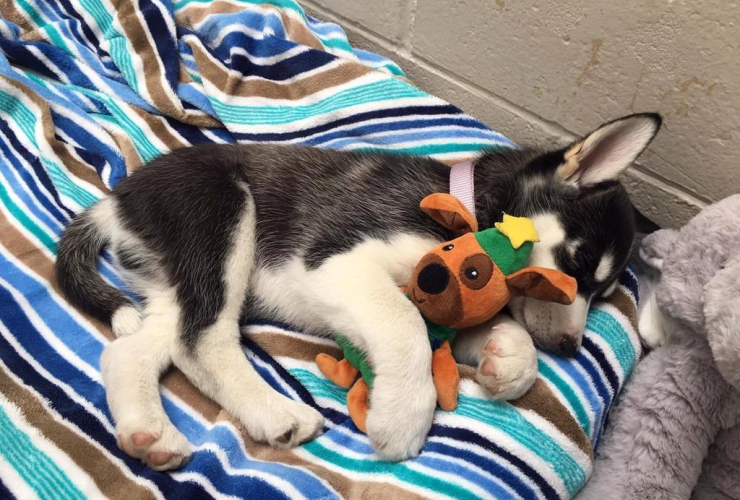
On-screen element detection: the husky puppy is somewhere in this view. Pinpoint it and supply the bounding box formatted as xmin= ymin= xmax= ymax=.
xmin=56 ymin=113 xmax=661 ymax=469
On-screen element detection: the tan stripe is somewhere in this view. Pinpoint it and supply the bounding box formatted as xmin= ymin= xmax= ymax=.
xmin=1 ymin=76 xmax=111 ymax=194
xmin=277 ymin=9 xmax=324 ymax=50
xmin=187 ymin=39 xmax=372 ymax=100
xmin=100 ymin=126 xmax=144 ymax=173
xmin=109 ymin=0 xmax=221 ymax=128
xmin=511 ymin=378 xmax=592 ymax=457
xmin=604 ymin=287 xmax=638 ymax=332
xmin=217 ymin=412 xmax=433 ymax=500
xmin=127 ymin=105 xmax=189 ymax=152
xmin=0 ymin=364 xmax=159 ymax=500
xmin=0 ymin=1 xmax=37 ymax=36
xmin=0 ymin=210 xmax=222 ymax=423
xmin=248 ymin=331 xmax=342 ymax=362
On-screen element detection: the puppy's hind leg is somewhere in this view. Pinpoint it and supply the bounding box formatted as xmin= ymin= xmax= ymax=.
xmin=171 ymin=199 xmax=324 ymax=448
xmin=101 ymin=290 xmax=191 ymax=471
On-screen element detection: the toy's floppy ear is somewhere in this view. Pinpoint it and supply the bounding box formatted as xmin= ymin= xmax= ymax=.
xmin=420 ymin=193 xmax=478 ymax=233
xmin=506 ymin=267 xmax=577 ymax=305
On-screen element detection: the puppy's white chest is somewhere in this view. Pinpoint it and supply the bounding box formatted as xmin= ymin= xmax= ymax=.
xmin=250 ymin=233 xmax=440 ymax=332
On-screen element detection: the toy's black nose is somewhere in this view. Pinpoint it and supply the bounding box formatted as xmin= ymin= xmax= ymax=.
xmin=417 ymin=263 xmax=449 ymax=295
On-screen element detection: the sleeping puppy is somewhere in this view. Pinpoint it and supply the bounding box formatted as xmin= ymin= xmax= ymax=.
xmin=55 ymin=113 xmax=660 ymax=470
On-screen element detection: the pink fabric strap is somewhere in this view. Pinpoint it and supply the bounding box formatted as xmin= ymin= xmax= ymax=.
xmin=449 ymin=160 xmax=476 ymax=215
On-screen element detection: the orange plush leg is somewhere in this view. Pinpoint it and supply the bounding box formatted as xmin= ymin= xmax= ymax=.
xmin=432 ymin=341 xmax=460 ymax=411
xmin=316 ymin=354 xmax=358 ymax=389
xmin=347 ymin=379 xmax=370 ymax=433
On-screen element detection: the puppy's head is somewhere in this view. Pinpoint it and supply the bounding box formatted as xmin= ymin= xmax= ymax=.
xmin=498 ymin=113 xmax=662 ymax=356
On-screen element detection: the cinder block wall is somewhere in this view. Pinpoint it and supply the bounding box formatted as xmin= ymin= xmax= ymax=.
xmin=303 ymin=0 xmax=740 ymax=228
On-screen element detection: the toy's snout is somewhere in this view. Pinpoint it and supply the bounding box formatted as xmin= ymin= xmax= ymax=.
xmin=416 ymin=262 xmax=450 ymax=296
xmin=408 ymin=235 xmax=507 ymax=329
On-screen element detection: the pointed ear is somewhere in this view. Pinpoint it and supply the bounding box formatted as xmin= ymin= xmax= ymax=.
xmin=557 ymin=113 xmax=662 ymax=187
xmin=506 ymin=267 xmax=577 ymax=305
xmin=420 ymin=193 xmax=478 ymax=233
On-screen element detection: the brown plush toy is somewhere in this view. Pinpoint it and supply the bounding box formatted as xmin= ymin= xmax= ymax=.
xmin=316 ymin=193 xmax=577 ymax=432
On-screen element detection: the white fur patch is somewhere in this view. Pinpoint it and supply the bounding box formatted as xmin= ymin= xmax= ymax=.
xmin=111 ymin=306 xmax=142 ymax=337
xmin=529 ymin=213 xmax=566 ymax=270
xmin=595 ymin=253 xmax=614 ymax=283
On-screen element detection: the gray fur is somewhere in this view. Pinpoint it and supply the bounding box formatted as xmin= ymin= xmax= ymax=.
xmin=578 ymin=194 xmax=740 ymax=500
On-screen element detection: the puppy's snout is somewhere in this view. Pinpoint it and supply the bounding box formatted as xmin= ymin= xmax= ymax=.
xmin=417 ymin=263 xmax=449 ymax=295
xmin=557 ymin=334 xmax=580 ymax=357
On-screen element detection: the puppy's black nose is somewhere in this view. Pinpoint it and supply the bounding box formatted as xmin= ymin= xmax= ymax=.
xmin=558 ymin=335 xmax=579 ymax=357
xmin=417 ymin=263 xmax=449 ymax=295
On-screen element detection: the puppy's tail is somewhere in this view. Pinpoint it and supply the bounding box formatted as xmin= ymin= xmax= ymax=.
xmin=56 ymin=198 xmax=139 ymax=335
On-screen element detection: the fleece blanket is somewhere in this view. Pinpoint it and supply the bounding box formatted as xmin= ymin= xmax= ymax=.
xmin=0 ymin=1 xmax=642 ymax=499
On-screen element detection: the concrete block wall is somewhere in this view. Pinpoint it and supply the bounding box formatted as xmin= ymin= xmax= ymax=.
xmin=302 ymin=0 xmax=740 ymax=228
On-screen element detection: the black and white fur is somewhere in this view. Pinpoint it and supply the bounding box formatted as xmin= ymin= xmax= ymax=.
xmin=56 ymin=113 xmax=661 ymax=469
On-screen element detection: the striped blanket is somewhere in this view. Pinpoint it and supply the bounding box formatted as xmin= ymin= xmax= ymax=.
xmin=0 ymin=0 xmax=642 ymax=499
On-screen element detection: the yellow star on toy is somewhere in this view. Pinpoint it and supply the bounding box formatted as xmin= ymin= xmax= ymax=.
xmin=494 ymin=214 xmax=540 ymax=249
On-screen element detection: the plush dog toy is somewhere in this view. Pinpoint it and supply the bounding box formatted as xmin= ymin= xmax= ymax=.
xmin=316 ymin=193 xmax=577 ymax=432
xmin=578 ymin=194 xmax=740 ymax=500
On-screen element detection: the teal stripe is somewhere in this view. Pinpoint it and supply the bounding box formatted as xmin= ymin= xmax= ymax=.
xmin=15 ymin=0 xmax=73 ymax=55
xmin=303 ymin=440 xmax=483 ymax=500
xmin=291 ymin=368 xmax=585 ymax=496
xmin=537 ymin=361 xmax=592 ymax=436
xmin=454 ymin=395 xmax=585 ymax=496
xmin=174 ymin=0 xmax=305 ymax=14
xmin=0 ymin=90 xmax=99 ymax=208
xmin=75 ymin=90 xmax=163 ymax=161
xmin=209 ymin=79 xmax=427 ymax=125
xmin=0 ymin=404 xmax=86 ymax=500
xmin=0 ymin=179 xmax=58 ymax=254
xmin=586 ymin=309 xmax=636 ymax=375
xmin=355 ymin=142 xmax=502 ymax=156
xmin=76 ymin=0 xmax=139 ymax=93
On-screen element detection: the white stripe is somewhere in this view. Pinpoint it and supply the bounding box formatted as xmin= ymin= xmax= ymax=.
xmin=538 ymin=354 xmax=597 ymax=429
xmin=220 ymin=97 xmax=447 ymax=134
xmin=427 ymin=435 xmax=548 ymax=500
xmin=0 ymin=193 xmax=56 ymax=261
xmin=405 ymin=456 xmax=501 ymax=500
xmin=245 ymin=324 xmax=338 ymax=347
xmin=0 ymin=275 xmax=102 ymax=384
xmin=435 ymin=411 xmax=569 ymax=500
xmin=221 ymin=45 xmax=311 ymax=66
xmin=186 ymin=443 xmax=317 ymax=500
xmin=225 ymin=50 xmax=347 ymax=84
xmin=0 ymin=149 xmax=66 ymax=236
xmin=0 ymin=394 xmax=109 ymax=499
xmin=0 ymin=361 xmax=166 ymax=499
xmin=0 ymin=453 xmax=42 ymax=500
xmin=204 ymin=69 xmax=389 ymax=107
xmin=0 ymin=320 xmax=116 ymax=435
xmin=294 ymin=446 xmax=455 ymax=500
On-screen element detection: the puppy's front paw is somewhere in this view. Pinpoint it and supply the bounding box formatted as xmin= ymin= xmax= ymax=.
xmin=366 ymin=373 xmax=436 ymax=461
xmin=477 ymin=324 xmax=538 ymax=401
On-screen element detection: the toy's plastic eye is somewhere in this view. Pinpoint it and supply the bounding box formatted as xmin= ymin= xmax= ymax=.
xmin=443 ymin=244 xmax=454 ymax=251
xmin=460 ymin=254 xmax=493 ymax=290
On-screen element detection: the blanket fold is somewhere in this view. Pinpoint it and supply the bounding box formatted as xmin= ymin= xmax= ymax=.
xmin=0 ymin=1 xmax=640 ymax=498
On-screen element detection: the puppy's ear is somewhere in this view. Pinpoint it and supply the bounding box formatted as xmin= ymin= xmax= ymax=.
xmin=505 ymin=267 xmax=577 ymax=305
xmin=420 ymin=193 xmax=478 ymax=233
xmin=557 ymin=113 xmax=662 ymax=187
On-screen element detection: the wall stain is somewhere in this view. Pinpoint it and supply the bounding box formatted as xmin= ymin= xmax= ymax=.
xmin=495 ymin=0 xmax=506 ymax=11
xmin=576 ymin=38 xmax=603 ymax=86
xmin=628 ymin=67 xmax=646 ymax=111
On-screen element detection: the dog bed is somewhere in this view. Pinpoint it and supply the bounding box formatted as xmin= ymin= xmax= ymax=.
xmin=0 ymin=1 xmax=641 ymax=499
